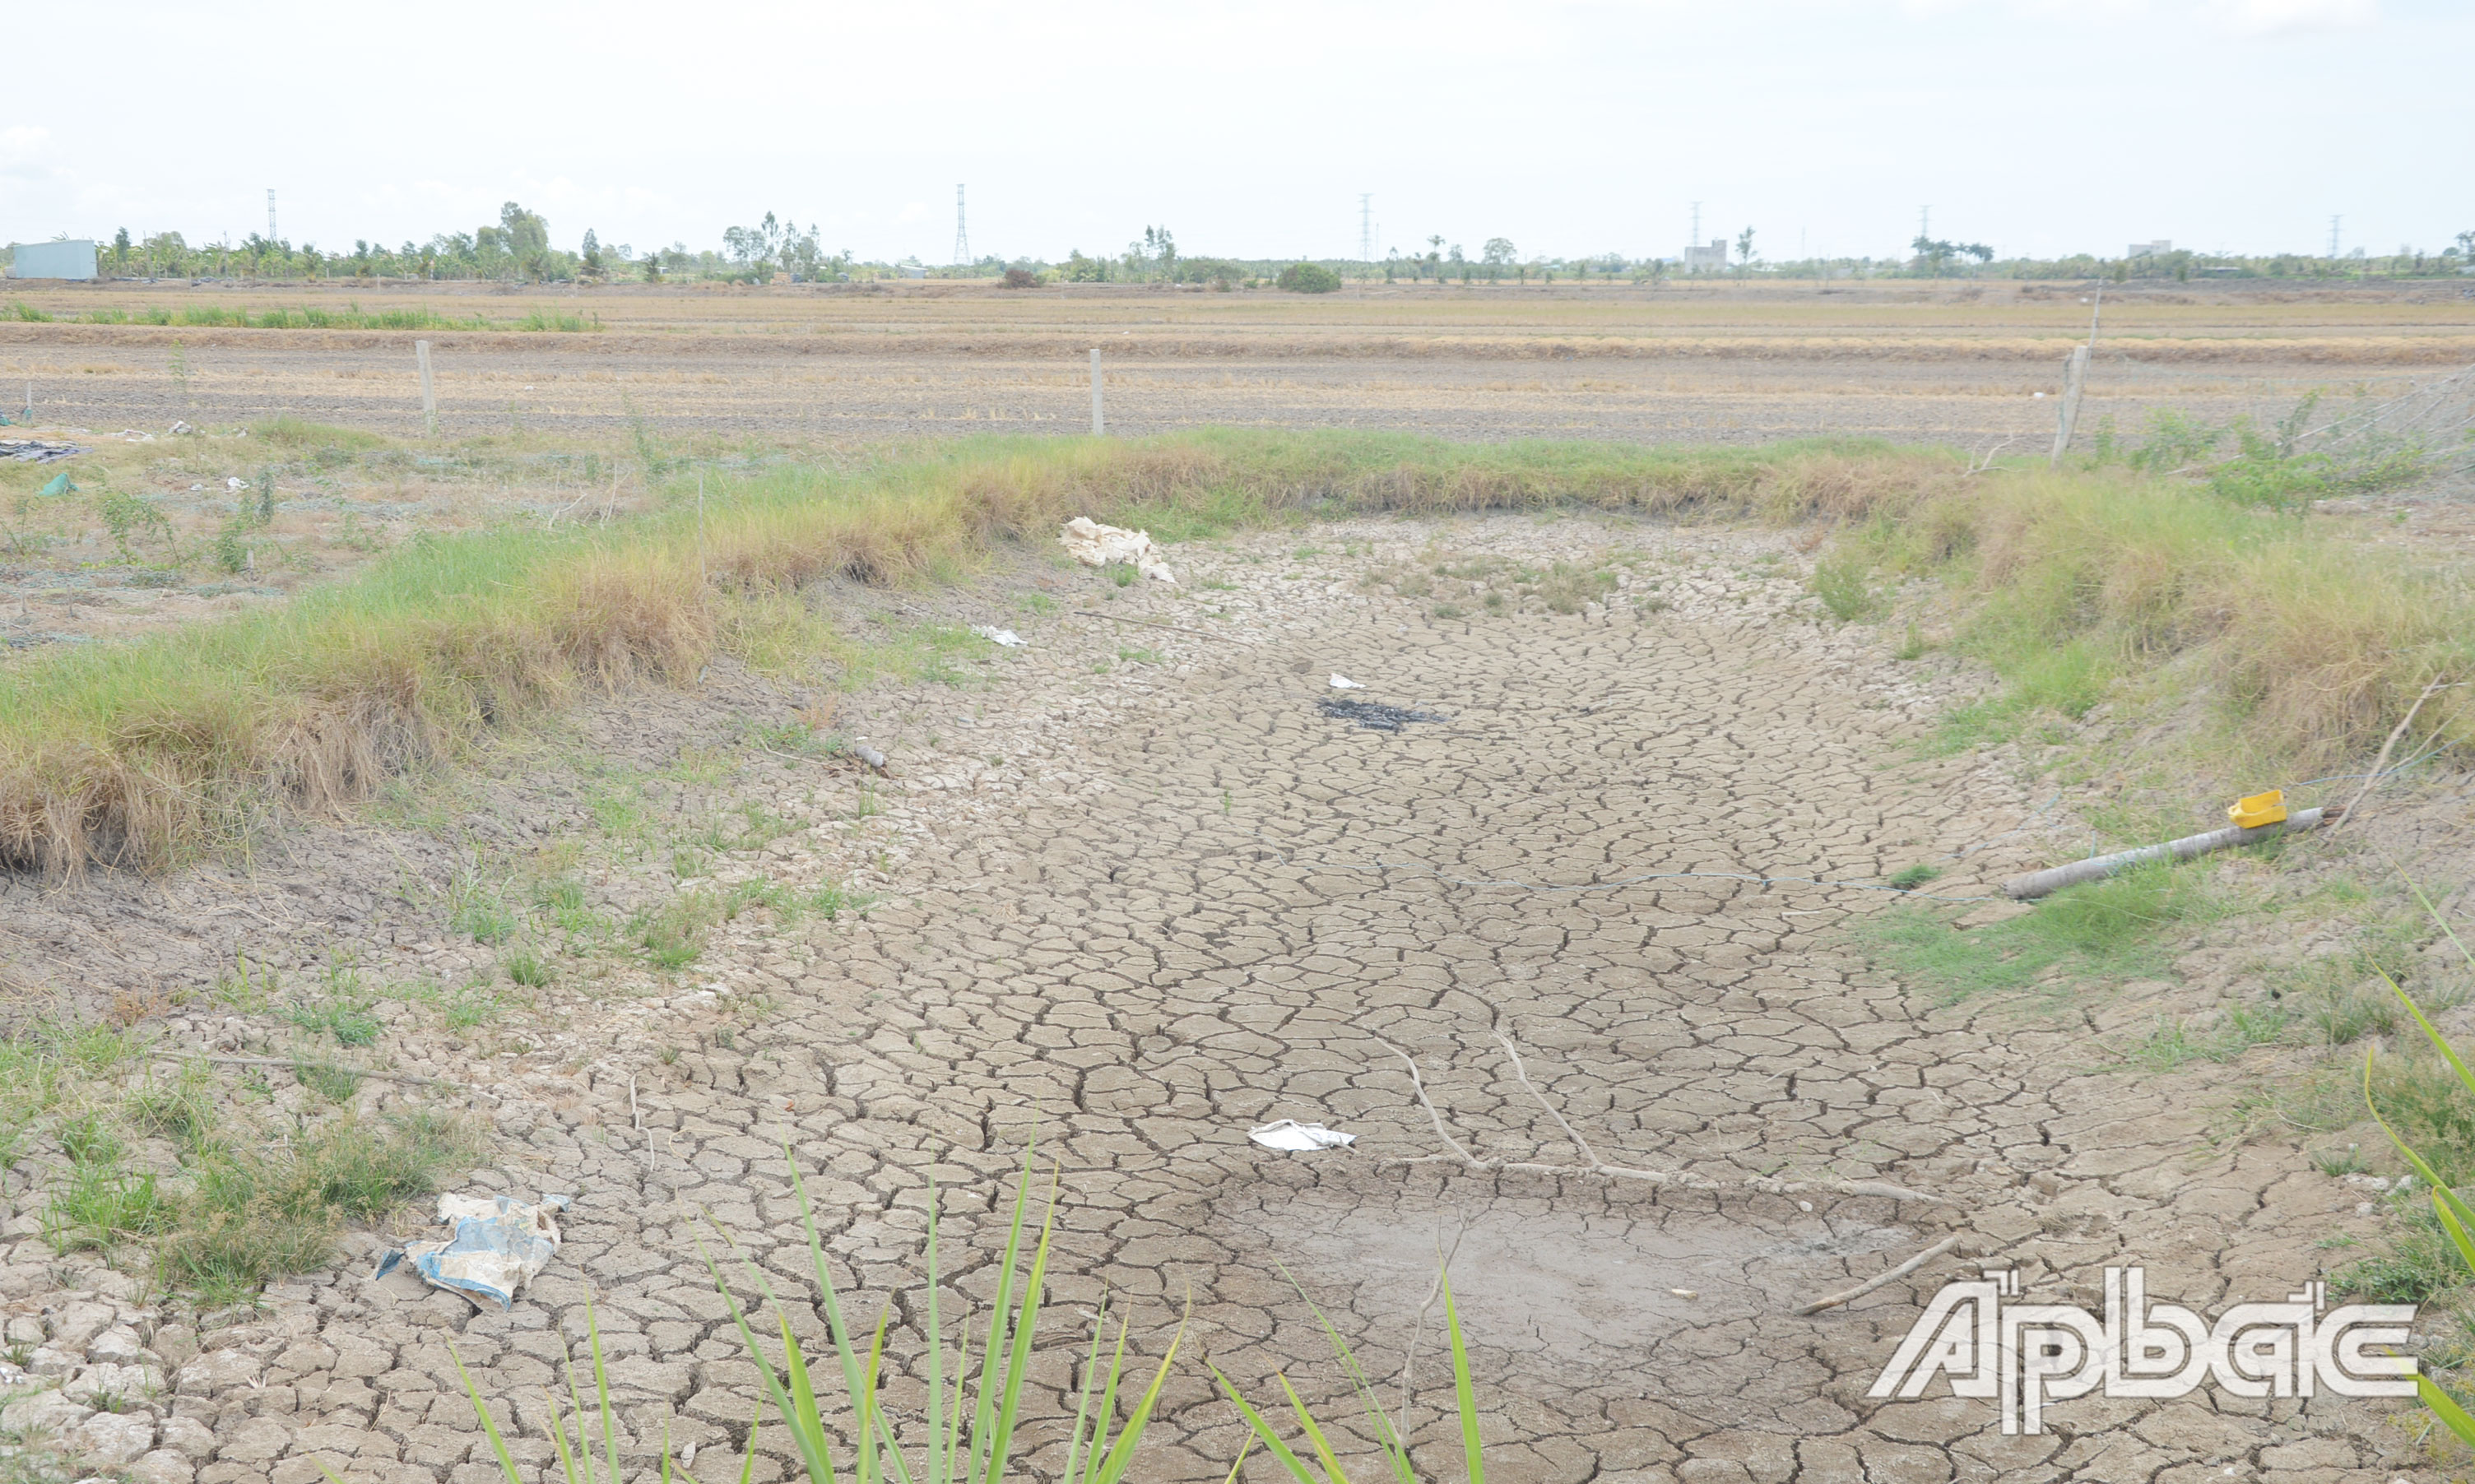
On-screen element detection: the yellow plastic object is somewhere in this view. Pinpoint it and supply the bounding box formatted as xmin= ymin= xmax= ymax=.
xmin=2227 ymin=789 xmax=2288 ymax=830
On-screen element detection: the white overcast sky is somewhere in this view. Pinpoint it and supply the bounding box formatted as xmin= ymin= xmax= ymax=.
xmin=2 ymin=0 xmax=2464 ymax=265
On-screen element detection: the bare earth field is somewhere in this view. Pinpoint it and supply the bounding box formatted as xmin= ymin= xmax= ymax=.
xmin=6 ymin=276 xmax=2473 ymax=447
xmin=2 ymin=519 xmax=2470 ymax=1483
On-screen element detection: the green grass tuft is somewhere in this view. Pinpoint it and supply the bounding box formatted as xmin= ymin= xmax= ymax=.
xmin=1860 ymin=861 xmax=2224 ymax=1002
xmin=156 ymin=1113 xmax=471 ymax=1304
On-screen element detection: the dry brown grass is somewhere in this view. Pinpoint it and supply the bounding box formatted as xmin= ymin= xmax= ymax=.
xmin=1865 ymin=467 xmax=2474 ymax=768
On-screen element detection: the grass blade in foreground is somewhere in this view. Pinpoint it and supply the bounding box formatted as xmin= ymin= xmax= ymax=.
xmin=384 ymin=1141 xmax=1448 ymax=1484
xmin=695 ymin=1144 xmax=1180 ymax=1484
xmin=1214 ymin=1261 xmax=1489 ymax=1484
xmin=2362 ymin=949 xmax=2475 ymax=1447
xmin=1442 ymin=1271 xmax=1484 ymax=1484
xmin=439 ymin=1319 xmax=680 ymax=1484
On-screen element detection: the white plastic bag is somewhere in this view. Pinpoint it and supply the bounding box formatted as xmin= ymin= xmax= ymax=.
xmin=1059 ymin=517 xmax=1176 ymax=584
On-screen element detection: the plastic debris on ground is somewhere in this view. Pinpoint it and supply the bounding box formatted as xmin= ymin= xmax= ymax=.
xmin=225 ymin=476 xmax=248 ymax=492
xmin=1 ymin=439 xmax=86 ymax=464
xmin=973 ymin=626 xmax=1027 ymax=647
xmin=373 ymin=1192 xmax=570 ymax=1308
xmin=1329 ymin=675 xmax=1364 ymax=689
xmin=1248 ymin=1119 xmax=1357 ymax=1152
xmin=37 ymin=472 xmax=78 ymax=497
xmin=1059 ymin=517 xmax=1177 ymax=584
xmin=1317 ymin=697 xmax=1447 ymax=732
xmin=169 ymin=420 xmax=196 ymax=435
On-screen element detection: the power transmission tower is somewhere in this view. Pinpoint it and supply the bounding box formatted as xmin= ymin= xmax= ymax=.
xmin=2329 ymin=214 xmax=2342 ymax=258
xmin=953 ymin=185 xmax=969 ymax=266
xmin=1359 ymin=194 xmax=1372 ymax=262
xmin=267 ymin=189 xmax=278 ymax=242
xmin=1919 ymin=205 xmax=1929 ymax=243
xmin=1690 ymin=201 xmax=1701 ymax=248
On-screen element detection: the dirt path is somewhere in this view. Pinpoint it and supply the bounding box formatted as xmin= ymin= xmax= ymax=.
xmin=0 ymin=518 xmax=2433 ymax=1483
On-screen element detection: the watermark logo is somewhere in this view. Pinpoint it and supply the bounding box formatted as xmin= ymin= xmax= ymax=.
xmin=1867 ymin=1267 xmax=2417 ymax=1434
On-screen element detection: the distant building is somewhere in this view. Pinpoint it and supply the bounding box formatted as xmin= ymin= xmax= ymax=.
xmin=900 ymin=265 xmax=928 ymax=279
xmin=7 ymin=240 xmax=97 ymax=281
xmin=1683 ymin=239 xmax=1729 ymax=273
xmin=2127 ymin=239 xmax=2173 ymax=258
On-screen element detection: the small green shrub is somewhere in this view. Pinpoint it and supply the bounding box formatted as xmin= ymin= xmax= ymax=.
xmin=211 ymin=520 xmax=250 ymax=574
xmin=93 ymin=489 xmax=175 ymax=565
xmin=1809 ymin=552 xmax=1879 ymax=621
xmin=2124 ymin=408 xmax=2224 ymax=474
xmin=1275 ymin=262 xmax=1342 ymax=294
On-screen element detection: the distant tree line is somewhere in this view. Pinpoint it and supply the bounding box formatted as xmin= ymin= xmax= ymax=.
xmin=26 ymin=209 xmax=2475 ymax=288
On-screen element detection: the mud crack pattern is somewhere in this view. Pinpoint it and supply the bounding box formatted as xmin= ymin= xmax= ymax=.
xmin=44 ymin=520 xmax=2431 ymax=1483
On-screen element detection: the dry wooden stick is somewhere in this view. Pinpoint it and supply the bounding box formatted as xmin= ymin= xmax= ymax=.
xmin=1964 ymin=434 xmax=2019 ymax=476
xmin=1794 ymin=1233 xmax=1964 ymax=1316
xmin=1372 ymin=1034 xmax=1948 ymax=1206
xmin=1493 ymin=1032 xmax=1604 ymax=1170
xmin=1369 ymin=1034 xmax=1479 ymax=1164
xmin=2334 ymin=676 xmax=2453 ymax=835
xmin=1373 ymin=1152 xmax=1947 ymax=1204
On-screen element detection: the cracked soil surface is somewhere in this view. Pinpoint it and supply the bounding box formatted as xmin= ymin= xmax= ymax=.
xmin=0 ymin=516 xmax=2448 ymax=1483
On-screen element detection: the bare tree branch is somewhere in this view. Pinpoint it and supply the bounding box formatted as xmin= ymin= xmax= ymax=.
xmin=1794 ymin=1234 xmax=1964 ymax=1316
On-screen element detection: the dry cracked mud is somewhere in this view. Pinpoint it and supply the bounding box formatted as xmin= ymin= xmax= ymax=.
xmin=0 ymin=516 xmax=2445 ymax=1483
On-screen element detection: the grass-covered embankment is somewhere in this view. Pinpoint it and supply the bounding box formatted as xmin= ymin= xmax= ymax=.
xmin=1830 ymin=466 xmax=2474 ymax=770
xmin=4 ymin=424 xmax=2467 ymax=874
xmin=0 ymin=430 xmax=1943 ymax=872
